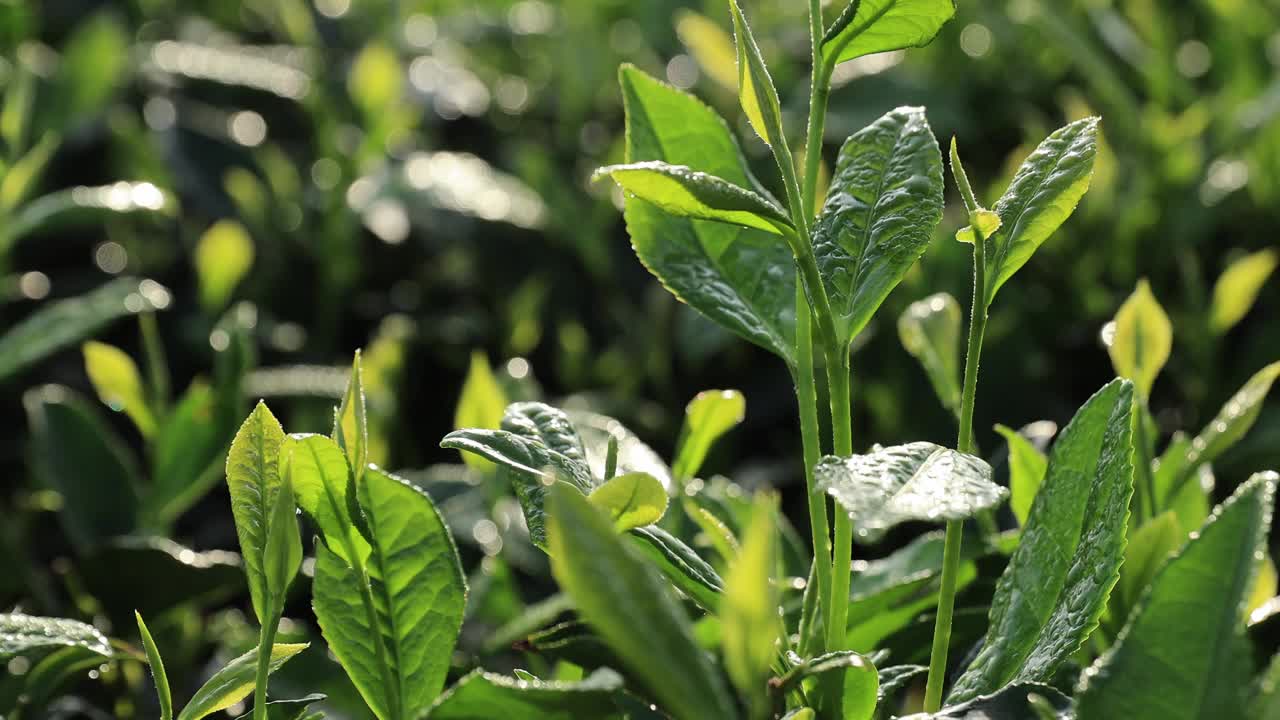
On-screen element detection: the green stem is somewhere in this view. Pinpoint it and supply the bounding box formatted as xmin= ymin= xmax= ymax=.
xmin=138 ymin=311 xmax=169 ymax=419
xmin=252 ymin=613 xmax=280 ymax=720
xmin=1134 ymin=406 xmax=1157 ymax=522
xmin=801 ymin=63 xmax=833 ymax=218
xmin=825 ymin=353 xmax=854 ymax=654
xmin=794 ymin=280 xmax=832 ymax=654
xmin=925 ymin=171 xmax=990 ymax=711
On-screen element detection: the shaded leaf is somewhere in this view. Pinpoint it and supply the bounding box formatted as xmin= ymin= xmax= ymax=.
xmin=994 ymin=423 xmax=1050 ymax=527
xmin=426 ymin=668 xmax=625 ymax=719
xmin=775 ymin=651 xmax=878 ymax=720
xmin=898 ymin=293 xmax=963 ymax=415
xmin=570 ymin=410 xmax=673 ymax=494
xmin=234 ymin=694 xmax=326 ymax=720
xmin=9 ymin=182 xmax=172 ymax=243
xmin=548 ymin=483 xmax=738 ymax=720
xmin=629 ymin=525 xmax=724 ymax=611
xmin=812 ymin=106 xmax=945 ymax=347
xmin=149 ymin=380 xmax=228 ymax=525
xmin=1077 ymin=473 xmax=1277 ymax=719
xmin=903 ymin=683 xmax=1071 ymax=719
xmin=816 ymin=442 xmax=1004 ymax=543
xmin=949 ymin=379 xmax=1135 ymax=702
xmin=1110 ymin=511 xmax=1181 ymax=630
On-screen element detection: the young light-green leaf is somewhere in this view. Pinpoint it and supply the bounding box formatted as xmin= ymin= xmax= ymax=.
xmin=286 ymin=434 xmax=367 ymax=564
xmin=570 ymin=410 xmax=674 ymax=493
xmin=727 ymin=0 xmax=785 ymax=147
xmin=994 ymin=423 xmax=1050 ymax=527
xmin=82 ymin=340 xmax=156 ymax=436
xmin=135 ymin=611 xmax=173 ymax=720
xmin=1209 ymin=248 xmax=1277 ymax=334
xmin=816 ymin=442 xmax=1004 ymax=543
xmin=225 ymin=401 xmax=287 ymax=625
xmin=588 ymin=471 xmax=669 ymax=531
xmin=1077 ymin=473 xmax=1278 ymax=719
xmin=812 ymin=106 xmax=945 ymax=348
xmin=1107 ymin=511 xmax=1181 ymax=633
xmin=898 ymin=293 xmax=963 ymax=415
xmin=821 ymin=0 xmax=957 ymax=67
xmin=175 ymin=643 xmax=308 ymax=720
xmin=195 ymin=220 xmax=254 ymax=313
xmin=720 ymin=495 xmax=779 ymax=710
xmin=425 ymin=668 xmax=625 ymax=719
xmin=0 ymin=613 xmax=112 ymax=660
xmin=312 ymin=466 xmax=467 ymax=720
xmin=333 ymin=351 xmax=369 ymax=481
xmin=452 ymin=351 xmax=506 ymax=473
xmin=263 ymin=464 xmax=302 ymax=611
xmin=1104 ymin=279 xmax=1172 ymax=400
xmin=547 ymin=483 xmax=738 ymax=720
xmin=673 ymin=389 xmax=746 ymax=481
xmin=775 ymin=651 xmax=879 ymax=720
xmin=597 ymin=161 xmax=791 ymax=235
xmin=983 ymin=118 xmax=1099 ymax=308
xmin=616 ymin=64 xmax=796 ymax=365
xmin=949 ymin=379 xmax=1136 ymax=702
xmin=0 ymin=277 xmax=170 ymax=384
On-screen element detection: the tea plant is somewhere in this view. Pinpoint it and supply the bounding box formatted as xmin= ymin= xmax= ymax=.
xmin=4 ymin=1 xmax=1280 ymax=719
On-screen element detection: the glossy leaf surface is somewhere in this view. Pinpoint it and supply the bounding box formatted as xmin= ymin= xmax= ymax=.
xmin=821 ymin=0 xmax=957 ymax=67
xmin=225 ymin=401 xmax=287 ymax=624
xmin=426 ymin=668 xmax=625 ymax=719
xmin=597 ymin=161 xmax=790 ymax=234
xmin=0 ymin=614 xmax=112 ymax=660
xmin=175 ymin=643 xmax=307 ymax=720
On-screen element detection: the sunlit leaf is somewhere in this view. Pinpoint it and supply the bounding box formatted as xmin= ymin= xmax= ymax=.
xmin=1210 ymin=249 xmax=1277 ymax=334
xmin=1103 ymin=279 xmax=1172 ymax=400
xmin=195 ymin=220 xmax=255 ymax=313
xmin=596 ymin=161 xmax=791 ymax=234
xmin=673 ymin=389 xmax=746 ymax=481
xmin=588 ymin=472 xmax=668 ymax=531
xmin=821 ymin=0 xmax=957 ymax=67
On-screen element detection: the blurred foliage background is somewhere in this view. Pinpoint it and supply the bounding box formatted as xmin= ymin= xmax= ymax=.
xmin=0 ymin=0 xmax=1277 ymax=716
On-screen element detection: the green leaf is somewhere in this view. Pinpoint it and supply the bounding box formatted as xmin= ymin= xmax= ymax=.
xmin=727 ymin=0 xmax=784 ymax=147
xmin=775 ymin=651 xmax=878 ymax=720
xmin=453 ymin=351 xmax=507 ymax=473
xmin=949 ymin=379 xmax=1136 ymax=702
xmin=1103 ymin=279 xmax=1172 ymax=400
xmin=333 ymin=351 xmax=369 ymax=480
xmin=570 ymin=410 xmax=674 ymax=493
xmin=82 ymin=340 xmax=156 ymax=437
xmin=1210 ymin=249 xmax=1277 ymax=333
xmin=426 ymin=668 xmax=625 ymax=719
xmin=1110 ymin=511 xmax=1181 ymax=629
xmin=0 ymin=613 xmax=112 ymax=660
xmin=47 ymin=13 xmax=129 ymax=129
xmin=149 ymin=380 xmax=228 ymax=525
xmin=225 ymin=401 xmax=287 ymax=625
xmin=234 ymin=694 xmax=326 ymax=720
xmin=983 ymin=118 xmax=1099 ymax=307
xmin=195 ymin=219 xmax=255 ymax=313
xmin=24 ymin=385 xmax=140 ymax=549
xmin=994 ymin=424 xmax=1050 ymax=527
xmin=442 ymin=402 xmax=595 ymax=547
xmin=597 ymin=161 xmax=791 ymax=235
xmin=588 ymin=472 xmax=669 ymax=531
xmin=953 ymin=210 xmax=1001 ymax=245
xmin=312 ymin=466 xmax=467 ymax=720
xmin=812 ymin=106 xmax=946 ymax=347
xmin=1253 ymin=652 xmax=1280 ymax=720
xmin=816 ymin=442 xmax=1004 ymax=543
xmin=0 ymin=132 xmax=58 ymax=212
xmin=135 ymin=612 xmax=173 ymax=720
xmin=286 ymin=434 xmax=366 ymax=564
xmin=898 ymin=293 xmax=963 ymax=415
xmin=617 ymin=63 xmax=796 ymax=365
xmin=685 ymin=501 xmax=740 ymax=563
xmin=1151 ymin=434 xmax=1210 ymax=533
xmin=675 ymin=10 xmax=739 ymax=92
xmin=904 ymin=683 xmax=1071 ymax=719
xmin=175 ymin=643 xmax=308 ymax=720
xmin=263 ymin=465 xmax=302 ymax=612
xmin=629 ymin=525 xmax=724 ymax=612
xmin=0 ymin=277 xmax=170 ymax=384
xmin=9 ymin=181 xmax=173 ymax=243
xmin=349 ymin=42 xmax=403 ymax=119
xmin=720 ymin=495 xmax=778 ymax=710
xmin=821 ymin=0 xmax=958 ymax=67
xmin=1182 ymin=361 xmax=1280 ymax=477
xmin=1076 ymin=473 xmax=1278 ymax=719
xmin=547 ymin=483 xmax=738 ymax=720
xmin=673 ymin=389 xmax=746 ymax=481
xmin=80 ymin=538 xmax=245 ymax=623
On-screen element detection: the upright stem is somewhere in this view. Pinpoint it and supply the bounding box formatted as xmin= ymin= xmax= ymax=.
xmin=925 ymin=169 xmax=990 ymax=711
xmin=825 ymin=353 xmax=854 ymax=653
xmin=794 ymin=281 xmax=832 ymax=653
xmin=1134 ymin=406 xmax=1157 ymax=522
xmin=801 ymin=63 xmax=833 ymax=217
xmin=252 ymin=614 xmax=280 ymax=720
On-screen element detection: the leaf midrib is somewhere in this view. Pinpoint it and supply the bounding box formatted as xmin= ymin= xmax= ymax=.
xmin=1194 ymin=501 xmax=1262 ymax=719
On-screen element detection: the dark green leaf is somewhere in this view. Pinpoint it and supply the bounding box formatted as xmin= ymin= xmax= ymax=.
xmin=225 ymin=401 xmax=287 ymax=625
xmin=898 ymin=293 xmax=963 ymax=415
xmin=313 ymin=466 xmax=467 ymax=720
xmin=0 ymin=613 xmax=112 ymax=659
xmin=617 ymin=63 xmax=796 ymax=365
xmin=235 ymin=694 xmax=326 ymax=720
xmin=816 ymin=442 xmax=1004 ymax=543
xmin=949 ymin=379 xmax=1135 ymax=702
xmin=821 ymin=0 xmax=957 ymax=67
xmin=1108 ymin=511 xmax=1181 ymax=634
xmin=983 ymin=118 xmax=1099 ymax=307
xmin=904 ymin=683 xmax=1072 ymax=719
xmin=81 ymin=538 xmax=244 ymax=624
xmin=597 ymin=161 xmax=791 ymax=234
xmin=1077 ymin=473 xmax=1277 ymax=719
xmin=175 ymin=643 xmax=308 ymax=720
xmin=547 ymin=483 xmax=738 ymax=720
xmin=149 ymin=380 xmax=228 ymax=525
xmin=0 ymin=278 xmax=170 ymax=384
xmin=877 ymin=664 xmax=927 ymax=705
xmin=812 ymin=106 xmax=945 ymax=347
xmin=135 ymin=612 xmax=173 ymax=720
xmin=46 ymin=13 xmax=129 ymax=130
xmin=24 ymin=384 xmax=139 ymax=549
xmin=629 ymin=525 xmax=724 ymax=611
xmin=426 ymin=668 xmax=625 ymax=719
